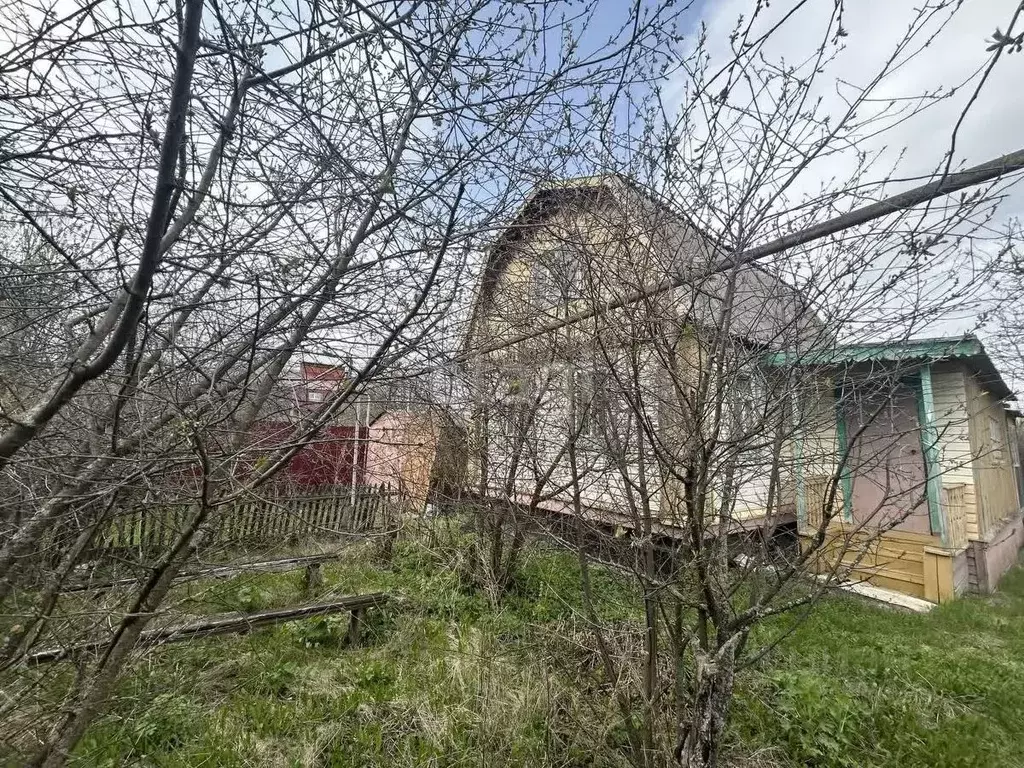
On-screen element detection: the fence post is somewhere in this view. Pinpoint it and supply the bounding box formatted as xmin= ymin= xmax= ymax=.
xmin=347 ymin=608 xmax=363 ymax=647
xmin=333 ymin=493 xmax=342 ymax=532
xmin=303 ymin=562 xmax=323 ymax=595
xmin=318 ymin=494 xmax=329 ymax=534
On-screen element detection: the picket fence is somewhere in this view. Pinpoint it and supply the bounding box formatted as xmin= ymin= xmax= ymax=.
xmin=98 ymin=483 xmax=398 ymax=554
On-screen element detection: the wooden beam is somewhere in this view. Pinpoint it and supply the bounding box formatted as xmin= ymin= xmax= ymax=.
xmin=923 ymin=547 xmax=954 ymax=603
xmin=792 ymin=389 xmax=807 ymax=528
xmin=25 ymin=594 xmax=389 ymax=666
xmin=347 ymin=607 xmax=363 ymax=646
xmin=834 ymin=383 xmax=854 ymax=522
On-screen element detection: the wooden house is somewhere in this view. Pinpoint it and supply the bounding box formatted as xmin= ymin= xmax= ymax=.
xmin=770 ymin=336 xmax=1023 ymax=602
xmin=364 ymin=410 xmax=467 ymax=514
xmin=466 ymin=177 xmax=1023 ymax=605
xmin=464 ymin=175 xmax=816 ymax=536
xmin=242 ymin=359 xmax=370 ymax=488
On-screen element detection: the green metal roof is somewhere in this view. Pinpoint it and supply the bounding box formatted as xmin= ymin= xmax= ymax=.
xmin=764 ymin=334 xmax=1015 ymax=401
xmin=763 ymin=336 xmax=983 ymax=367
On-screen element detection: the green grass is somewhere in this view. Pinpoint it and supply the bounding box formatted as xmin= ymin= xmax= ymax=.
xmin=733 ymin=565 xmax=1024 ymax=768
xmin=62 ymin=528 xmax=640 ymax=768
xmin=17 ymin=528 xmax=1024 ymax=767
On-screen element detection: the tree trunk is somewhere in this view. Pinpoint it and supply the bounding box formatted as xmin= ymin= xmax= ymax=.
xmin=675 ymin=640 xmax=740 ymax=768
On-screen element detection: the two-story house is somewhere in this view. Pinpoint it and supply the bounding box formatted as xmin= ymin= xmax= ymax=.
xmin=464 ymin=175 xmax=821 ymax=542
xmin=465 ymin=176 xmax=1024 ymax=605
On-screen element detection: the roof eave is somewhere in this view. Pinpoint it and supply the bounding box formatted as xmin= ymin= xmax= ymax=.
xmin=763 ymin=336 xmax=1015 ymax=401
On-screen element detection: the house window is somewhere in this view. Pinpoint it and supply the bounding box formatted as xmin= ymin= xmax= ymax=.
xmin=572 ymin=365 xmax=631 ymax=441
xmin=988 ymin=414 xmax=1004 ymax=465
xmin=734 ymin=370 xmax=766 ymax=431
xmin=503 ymin=368 xmax=547 ymax=440
xmin=533 ymin=264 xmax=557 ymax=308
xmin=571 ymin=367 xmax=595 ymax=437
xmin=307 ymin=388 xmax=326 ymax=403
xmin=533 ymin=246 xmax=581 ymax=307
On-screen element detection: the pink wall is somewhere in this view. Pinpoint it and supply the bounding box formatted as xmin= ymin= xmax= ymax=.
xmin=845 ymin=381 xmax=933 ymax=535
xmin=364 ymin=413 xmax=438 ymax=508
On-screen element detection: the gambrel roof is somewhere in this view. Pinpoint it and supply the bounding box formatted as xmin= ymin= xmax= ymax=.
xmin=465 ymin=174 xmax=819 ymax=355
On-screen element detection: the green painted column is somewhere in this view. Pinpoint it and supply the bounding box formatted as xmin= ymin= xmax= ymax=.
xmin=917 ymin=364 xmax=946 ymax=543
xmin=792 ymin=389 xmax=806 ymax=528
xmin=834 ymin=382 xmax=853 ymax=522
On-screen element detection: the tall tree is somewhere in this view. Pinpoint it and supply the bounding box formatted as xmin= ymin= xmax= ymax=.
xmin=462 ymin=3 xmax=1024 ymax=766
xmin=0 ymin=1 xmax=679 ymax=763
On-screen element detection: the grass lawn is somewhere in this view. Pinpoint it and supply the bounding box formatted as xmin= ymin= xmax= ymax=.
xmin=24 ymin=530 xmax=1024 ymax=767
xmin=736 ymin=565 xmax=1024 ymax=767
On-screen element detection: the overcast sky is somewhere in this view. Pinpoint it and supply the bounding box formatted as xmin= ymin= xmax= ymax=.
xmin=687 ymin=0 xmax=1023 ymax=363
xmin=699 ymin=0 xmax=1022 ymax=187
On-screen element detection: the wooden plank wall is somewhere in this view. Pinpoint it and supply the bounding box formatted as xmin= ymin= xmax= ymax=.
xmin=966 ymin=544 xmax=980 ymax=591
xmin=931 ymin=368 xmax=979 ymax=540
xmin=942 ymin=483 xmax=968 ymax=550
xmin=966 ymin=513 xmax=1024 ymax=593
xmin=804 ymin=474 xmax=839 ymax=531
xmin=965 ymin=374 xmax=1019 ymax=536
xmin=790 ymin=378 xmax=839 ymax=534
xmin=952 ymin=547 xmax=970 ymax=595
xmin=806 ymin=525 xmax=943 ymax=599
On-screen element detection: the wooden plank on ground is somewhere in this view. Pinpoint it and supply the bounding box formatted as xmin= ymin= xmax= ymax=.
xmin=26 ymin=593 xmax=390 ymax=666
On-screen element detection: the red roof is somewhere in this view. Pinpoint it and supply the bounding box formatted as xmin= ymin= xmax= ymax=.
xmin=301 ymin=362 xmax=347 ymax=382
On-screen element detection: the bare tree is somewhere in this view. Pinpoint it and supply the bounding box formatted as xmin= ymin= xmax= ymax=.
xmin=463 ymin=3 xmax=1024 ymax=767
xmin=0 ymin=0 xmax=681 ymax=762
xmin=2 ymin=0 xmax=1022 ymax=765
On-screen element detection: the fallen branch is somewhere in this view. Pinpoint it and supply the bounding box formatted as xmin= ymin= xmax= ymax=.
xmin=25 ymin=593 xmax=389 ymax=666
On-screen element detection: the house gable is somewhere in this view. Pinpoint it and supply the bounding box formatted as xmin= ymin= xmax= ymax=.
xmin=468 ymin=175 xmax=817 ymax=358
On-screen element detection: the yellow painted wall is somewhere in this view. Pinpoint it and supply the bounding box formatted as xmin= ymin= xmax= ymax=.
xmin=805 ymin=526 xmax=947 ymax=601
xmin=365 ymin=413 xmax=439 ymax=513
xmin=966 ymin=374 xmax=1020 ymax=537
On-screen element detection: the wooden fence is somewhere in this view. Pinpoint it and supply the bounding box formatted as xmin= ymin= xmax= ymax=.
xmin=97 ymin=483 xmax=399 ymax=554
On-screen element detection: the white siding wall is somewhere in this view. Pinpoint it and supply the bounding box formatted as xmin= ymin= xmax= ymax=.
xmin=931 ymin=369 xmax=979 ymax=539
xmin=473 ymin=186 xmax=817 ymax=533
xmin=732 ymin=459 xmax=775 ymax=519
xmin=726 ymin=373 xmax=838 ymax=524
